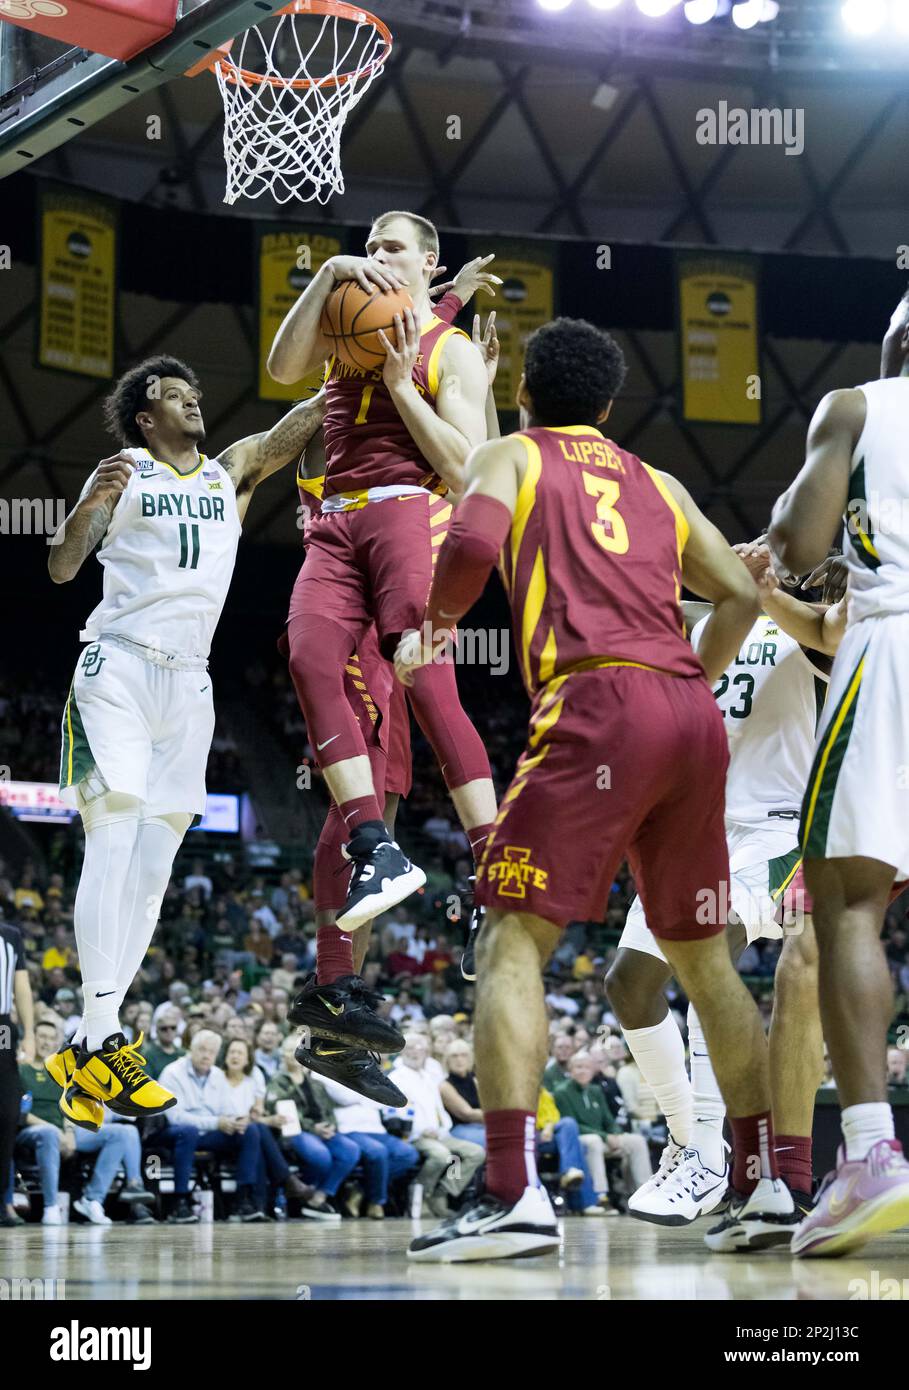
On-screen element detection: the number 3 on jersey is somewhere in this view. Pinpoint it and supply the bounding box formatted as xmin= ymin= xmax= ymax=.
xmin=178 ymin=522 xmax=200 ymax=570
xmin=714 ymin=671 xmax=755 ymax=718
xmin=583 ymin=471 xmax=629 ymax=555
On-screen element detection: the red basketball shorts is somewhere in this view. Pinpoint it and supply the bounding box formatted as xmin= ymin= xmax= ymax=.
xmin=475 ymin=664 xmax=731 ymax=938
xmin=289 ymin=492 xmax=453 ymax=658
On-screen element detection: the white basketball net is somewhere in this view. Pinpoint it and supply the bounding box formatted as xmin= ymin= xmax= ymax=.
xmin=213 ymin=6 xmax=390 ymax=205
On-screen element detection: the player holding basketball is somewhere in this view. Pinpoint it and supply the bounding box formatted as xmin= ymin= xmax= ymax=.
xmin=396 ymin=317 xmax=799 ymax=1262
xmin=605 ymin=553 xmax=845 ymax=1240
xmin=268 ymin=217 xmax=499 ymax=953
xmin=285 ymin=286 xmax=500 ymax=1104
xmin=768 ymin=287 xmax=909 ymax=1257
xmin=47 ymin=358 xmax=325 ymax=1130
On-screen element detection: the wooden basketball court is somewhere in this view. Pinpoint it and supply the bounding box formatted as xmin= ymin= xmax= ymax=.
xmin=5 ymin=1219 xmax=906 ymax=1301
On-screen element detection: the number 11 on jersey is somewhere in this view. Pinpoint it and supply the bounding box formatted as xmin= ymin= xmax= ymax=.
xmin=178 ymin=522 xmax=200 ymax=570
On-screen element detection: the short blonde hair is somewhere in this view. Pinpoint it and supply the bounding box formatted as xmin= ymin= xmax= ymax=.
xmin=370 ymin=210 xmax=439 ymax=256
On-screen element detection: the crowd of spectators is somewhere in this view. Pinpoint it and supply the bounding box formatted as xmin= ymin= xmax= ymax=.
xmin=4 ymin=651 xmax=909 ymax=1225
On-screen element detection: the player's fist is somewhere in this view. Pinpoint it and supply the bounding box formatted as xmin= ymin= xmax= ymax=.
xmin=326 ymin=254 xmax=407 ymax=295
xmin=88 ymin=453 xmax=134 ymax=505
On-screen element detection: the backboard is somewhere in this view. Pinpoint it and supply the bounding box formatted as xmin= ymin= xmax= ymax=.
xmin=0 ymin=0 xmax=282 ymax=178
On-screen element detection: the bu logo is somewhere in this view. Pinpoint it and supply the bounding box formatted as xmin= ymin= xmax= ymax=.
xmin=0 ymin=1 xmax=68 ymax=17
xmin=81 ymin=644 xmax=106 ymax=678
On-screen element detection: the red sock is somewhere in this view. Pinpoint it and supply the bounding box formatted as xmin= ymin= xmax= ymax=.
xmin=468 ymin=822 xmax=495 ymax=866
xmin=316 ymin=925 xmax=355 ymax=985
xmin=774 ymin=1134 xmax=813 ymax=1194
xmin=484 ymin=1110 xmax=538 ymax=1205
xmin=731 ymin=1112 xmax=778 ymax=1195
xmin=339 ymin=798 xmax=385 ymax=834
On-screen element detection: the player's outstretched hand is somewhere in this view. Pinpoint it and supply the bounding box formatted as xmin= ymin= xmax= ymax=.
xmin=88 ymin=453 xmax=135 ymax=505
xmin=429 ymin=254 xmax=502 ymax=304
xmin=473 ymin=311 xmax=499 ymax=386
xmin=803 ymin=553 xmax=848 ymax=604
xmin=378 ymin=309 xmax=421 ymax=390
xmin=327 ymin=254 xmax=407 ymax=294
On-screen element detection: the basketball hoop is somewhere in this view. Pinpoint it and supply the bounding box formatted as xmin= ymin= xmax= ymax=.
xmin=188 ymin=0 xmax=392 ymax=206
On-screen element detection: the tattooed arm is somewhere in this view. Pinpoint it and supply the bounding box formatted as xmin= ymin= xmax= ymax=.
xmin=218 ymin=389 xmax=327 ymax=525
xmin=48 ymin=452 xmax=134 ymax=583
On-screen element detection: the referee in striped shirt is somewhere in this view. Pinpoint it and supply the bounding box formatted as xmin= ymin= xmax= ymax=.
xmin=1 ymin=920 xmax=35 ymax=1224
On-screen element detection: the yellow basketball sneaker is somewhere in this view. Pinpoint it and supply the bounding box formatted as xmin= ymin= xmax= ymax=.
xmin=49 ymin=1045 xmax=104 ymax=1131
xmin=72 ymin=1032 xmax=177 ymax=1117
xmin=45 ymin=1044 xmax=77 ymax=1090
xmin=59 ymin=1082 xmax=104 ymax=1132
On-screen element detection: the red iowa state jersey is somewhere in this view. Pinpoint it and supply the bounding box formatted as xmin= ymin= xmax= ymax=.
xmin=502 ymin=426 xmax=705 ymax=697
xmin=322 ymin=314 xmax=466 ymax=498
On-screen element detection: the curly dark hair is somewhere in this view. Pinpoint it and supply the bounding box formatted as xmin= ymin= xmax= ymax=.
xmin=102 ymin=355 xmax=200 ymax=448
xmin=523 ymin=317 xmax=627 ymax=427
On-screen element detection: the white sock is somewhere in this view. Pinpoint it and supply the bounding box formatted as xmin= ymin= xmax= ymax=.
xmin=623 ymin=1014 xmax=692 ymax=1147
xmin=114 ymin=813 xmax=190 ymax=1018
xmin=841 ymin=1103 xmax=895 ymax=1162
xmin=75 ymin=792 xmax=142 ymax=1050
xmin=687 ymin=1005 xmax=727 ymax=1172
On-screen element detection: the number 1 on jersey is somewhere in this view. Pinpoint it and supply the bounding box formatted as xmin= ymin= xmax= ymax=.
xmin=178 ymin=522 xmax=200 ymax=570
xmin=354 ymin=385 xmax=374 ymax=426
xmin=583 ymin=471 xmax=629 ymax=555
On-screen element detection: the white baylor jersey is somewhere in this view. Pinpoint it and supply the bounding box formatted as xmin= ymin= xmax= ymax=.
xmin=843 ymin=378 xmax=909 ymax=624
xmin=691 ymin=613 xmax=827 ymax=825
xmin=80 ymin=448 xmax=241 ymax=660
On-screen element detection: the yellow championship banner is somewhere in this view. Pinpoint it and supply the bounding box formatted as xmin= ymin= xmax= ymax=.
xmin=39 ymin=191 xmax=116 ymax=379
xmin=258 ymin=229 xmax=344 ymax=401
xmin=471 ymin=242 xmax=555 ymax=414
xmin=677 ymin=255 xmax=761 ymax=425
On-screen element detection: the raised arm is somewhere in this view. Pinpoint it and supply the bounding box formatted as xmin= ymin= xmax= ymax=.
xmin=218 ymin=389 xmax=327 ymax=525
xmin=47 ymin=453 xmax=134 ymax=584
xmin=767 ymin=388 xmax=864 ymax=578
xmin=659 ymin=472 xmax=761 ymax=682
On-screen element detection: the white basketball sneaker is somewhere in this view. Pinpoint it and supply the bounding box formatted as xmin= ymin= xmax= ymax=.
xmin=704 ymin=1177 xmax=799 ymax=1253
xmin=629 ymin=1146 xmax=728 ymax=1226
xmin=627 ymin=1136 xmax=685 ymax=1214
xmin=408 ymin=1185 xmax=560 ymax=1263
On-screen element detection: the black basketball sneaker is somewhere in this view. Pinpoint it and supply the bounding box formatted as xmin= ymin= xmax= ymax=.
xmin=336 ymin=828 xmax=425 ymax=931
xmin=294 ymin=1039 xmax=407 ymax=1108
xmin=408 ymin=1187 xmax=561 ymax=1263
xmin=288 ymin=973 xmax=404 ymax=1052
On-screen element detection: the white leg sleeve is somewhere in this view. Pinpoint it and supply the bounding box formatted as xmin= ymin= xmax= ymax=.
xmin=622 ymin=1015 xmax=693 ymax=1147
xmin=115 ymin=812 xmax=192 ymax=1012
xmin=687 ymin=1004 xmax=727 ymax=1171
xmin=75 ymin=791 xmax=142 ymax=1049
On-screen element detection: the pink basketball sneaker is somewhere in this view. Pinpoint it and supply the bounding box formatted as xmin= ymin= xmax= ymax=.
xmin=791 ymin=1138 xmax=909 ymax=1258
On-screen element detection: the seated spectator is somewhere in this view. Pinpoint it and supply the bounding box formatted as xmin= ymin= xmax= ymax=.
xmin=614 ymin=1041 xmax=661 ymax=1129
xmin=542 ymin=1032 xmax=577 ymax=1092
xmin=440 ymin=1040 xmax=485 ymax=1149
xmin=535 ymin=1087 xmax=603 ymax=1217
xmin=545 ymin=977 xmax=580 ymax=1018
xmin=888 ymin=1045 xmax=908 ymax=1089
xmin=391 ymin=1033 xmax=484 ymax=1220
xmin=254 ymin=1021 xmax=283 ymax=1080
xmin=18 ymin=1021 xmax=154 ymax=1225
xmin=14 ymin=866 xmax=44 ymax=914
xmin=142 ymin=1011 xmax=185 ymax=1079
xmin=184 ymin=858 xmax=213 ymax=901
xmin=159 ymin=1031 xmax=266 ymax=1224
xmin=553 ymin=1053 xmax=652 ymax=1206
xmin=389 ymin=987 xmax=425 ymax=1026
xmin=41 ymin=924 xmax=74 ymax=972
xmin=424 ymin=975 xmax=460 ymax=1020
xmin=243 ymin=921 xmax=275 ymax=968
xmin=320 ymin=1068 xmax=421 ymax=1219
xmin=264 ymin=1038 xmax=359 ymax=1220
xmin=52 ymin=987 xmax=80 ymax=1042
xmin=221 ymin=1038 xmax=310 ymax=1211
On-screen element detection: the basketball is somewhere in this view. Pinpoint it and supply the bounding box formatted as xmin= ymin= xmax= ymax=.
xmin=320 ymin=281 xmax=414 ymax=373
